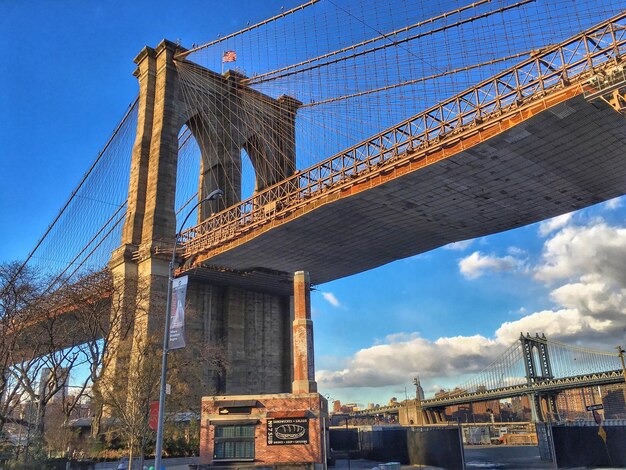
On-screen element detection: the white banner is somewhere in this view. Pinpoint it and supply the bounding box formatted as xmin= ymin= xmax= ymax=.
xmin=169 ymin=276 xmax=188 ymax=350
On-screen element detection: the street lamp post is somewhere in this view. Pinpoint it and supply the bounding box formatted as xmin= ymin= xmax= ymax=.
xmin=617 ymin=346 xmax=626 ymax=382
xmin=154 ymin=189 xmax=223 ymax=470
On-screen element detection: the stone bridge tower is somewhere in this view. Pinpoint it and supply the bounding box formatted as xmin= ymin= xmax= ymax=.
xmin=108 ymin=40 xmax=311 ymax=403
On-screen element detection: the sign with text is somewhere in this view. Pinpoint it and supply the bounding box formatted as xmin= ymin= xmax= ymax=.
xmin=586 ymin=404 xmax=604 ymax=411
xmin=267 ymin=418 xmax=309 ymax=445
xmin=169 ymin=276 xmax=188 ymax=350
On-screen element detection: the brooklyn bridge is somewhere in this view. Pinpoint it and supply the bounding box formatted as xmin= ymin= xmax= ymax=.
xmin=2 ymin=0 xmax=626 ymax=465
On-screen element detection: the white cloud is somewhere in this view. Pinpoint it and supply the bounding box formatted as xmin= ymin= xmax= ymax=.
xmin=426 ymin=384 xmax=446 ymax=395
xmin=538 ymin=213 xmax=573 ymax=237
xmin=443 ymin=239 xmax=474 ymax=251
xmin=318 ymin=218 xmax=626 ymax=396
xmin=513 ymin=307 xmax=527 ymax=316
xmin=459 ymin=251 xmax=524 ymax=279
xmin=317 ymin=333 xmax=501 ymax=389
xmin=500 ymin=219 xmax=626 ymax=346
xmin=534 ymin=221 xmax=626 ymax=284
xmin=321 ymin=291 xmax=341 ymax=307
xmin=507 ymin=246 xmax=526 ymax=256
xmin=495 ymin=308 xmax=587 ymax=344
xmin=604 ymin=197 xmax=622 ymax=210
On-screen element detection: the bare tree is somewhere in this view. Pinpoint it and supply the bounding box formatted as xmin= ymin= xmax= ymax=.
xmin=0 ymin=262 xmax=79 ymax=463
xmin=0 ymin=267 xmax=112 ymax=460
xmin=1 ymin=262 xmax=231 ymax=467
xmin=99 ymin=333 xmax=161 ymax=469
xmin=10 ymin=335 xmax=82 ymax=453
xmin=0 ymin=262 xmax=44 ymax=438
xmin=57 ymin=270 xmax=137 ymax=437
xmin=167 ymin=342 xmax=230 ymax=411
xmin=0 ymin=263 xmax=141 ymax=465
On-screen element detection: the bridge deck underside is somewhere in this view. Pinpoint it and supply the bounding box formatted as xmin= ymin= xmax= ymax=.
xmin=11 ymin=298 xmax=112 ymax=359
xmin=199 ymin=96 xmax=626 ymax=286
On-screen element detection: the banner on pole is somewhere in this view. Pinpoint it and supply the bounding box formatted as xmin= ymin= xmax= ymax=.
xmin=149 ymin=401 xmax=159 ymax=431
xmin=169 ymin=275 xmax=188 ymax=350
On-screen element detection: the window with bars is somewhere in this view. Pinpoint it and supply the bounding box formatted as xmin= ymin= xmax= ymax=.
xmin=214 ymin=424 xmax=255 ymax=460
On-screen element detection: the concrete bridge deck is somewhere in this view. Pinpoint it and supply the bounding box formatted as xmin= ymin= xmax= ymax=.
xmin=187 ymin=93 xmax=626 ymax=287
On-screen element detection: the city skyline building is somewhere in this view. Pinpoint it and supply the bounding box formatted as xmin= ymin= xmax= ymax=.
xmin=38 ymin=367 xmax=69 ymax=403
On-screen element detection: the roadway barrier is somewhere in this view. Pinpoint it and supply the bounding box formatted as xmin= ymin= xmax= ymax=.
xmin=551 ymin=424 xmax=626 ymax=468
xmin=360 ymin=428 xmax=408 ymax=463
xmin=329 ymin=426 xmax=464 ymax=469
xmin=328 ymin=428 xmax=359 ymax=453
xmin=407 ymin=427 xmax=464 ymax=470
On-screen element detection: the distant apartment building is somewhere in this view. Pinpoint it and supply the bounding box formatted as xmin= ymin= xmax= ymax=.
xmin=601 ymin=384 xmax=626 ymax=419
xmin=38 ymin=367 xmax=69 ymax=402
xmin=441 ymin=396 xmax=531 ymax=422
xmin=330 ymin=400 xmax=361 ymax=414
xmin=555 ymin=385 xmax=625 ymax=420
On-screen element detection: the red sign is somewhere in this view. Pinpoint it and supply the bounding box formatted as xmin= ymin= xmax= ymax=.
xmin=149 ymin=401 xmax=159 ymax=431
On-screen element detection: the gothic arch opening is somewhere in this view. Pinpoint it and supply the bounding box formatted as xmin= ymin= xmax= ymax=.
xmin=240 ymin=148 xmax=256 ymax=201
xmin=170 ymin=62 xmax=300 ymax=235
xmin=175 ymin=125 xmax=202 ymax=230
xmin=532 ymin=346 xmax=543 ymax=378
xmin=175 ymin=122 xmax=269 ymax=229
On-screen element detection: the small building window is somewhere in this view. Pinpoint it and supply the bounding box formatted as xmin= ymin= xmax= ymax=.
xmin=214 ymin=424 xmax=255 ymax=460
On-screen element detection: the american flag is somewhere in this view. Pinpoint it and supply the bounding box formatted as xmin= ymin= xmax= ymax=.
xmin=222 ymin=50 xmax=237 ymax=63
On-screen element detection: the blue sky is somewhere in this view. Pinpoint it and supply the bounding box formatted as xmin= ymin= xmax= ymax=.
xmin=313 ymin=201 xmax=626 ymax=405
xmin=1 ymin=1 xmax=625 ymax=407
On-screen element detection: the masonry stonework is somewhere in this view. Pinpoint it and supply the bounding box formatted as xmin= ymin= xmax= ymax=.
xmin=180 ymin=283 xmax=293 ymax=398
xmin=108 ymin=39 xmax=301 ymax=404
xmin=292 ymin=271 xmax=317 ymax=395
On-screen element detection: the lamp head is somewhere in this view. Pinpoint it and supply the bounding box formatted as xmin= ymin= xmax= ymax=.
xmin=204 ymin=189 xmax=224 ymax=202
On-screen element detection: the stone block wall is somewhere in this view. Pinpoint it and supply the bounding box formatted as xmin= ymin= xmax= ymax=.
xmin=167 ymin=282 xmax=293 ymax=407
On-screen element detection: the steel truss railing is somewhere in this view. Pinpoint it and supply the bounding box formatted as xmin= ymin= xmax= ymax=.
xmin=179 ymin=11 xmax=626 ymax=262
xmin=419 ymin=370 xmax=625 ymax=409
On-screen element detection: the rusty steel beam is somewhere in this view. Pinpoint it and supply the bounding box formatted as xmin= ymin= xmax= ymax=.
xmin=178 ymin=11 xmax=626 ymax=271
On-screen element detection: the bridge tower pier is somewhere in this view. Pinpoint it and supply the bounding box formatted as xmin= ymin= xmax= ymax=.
xmin=292 ymin=271 xmax=317 ymax=394
xmin=106 ymin=39 xmax=304 ymax=407
xmin=528 ymin=392 xmax=560 ymax=423
xmin=546 ymin=393 xmax=560 ymax=422
xmin=521 ymin=333 xmax=560 ymax=422
xmin=528 ymin=393 xmax=542 ymax=423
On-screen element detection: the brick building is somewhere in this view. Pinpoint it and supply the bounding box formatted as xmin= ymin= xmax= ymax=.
xmin=555 ymin=385 xmax=626 ymax=421
xmin=200 ymin=394 xmax=327 ymax=465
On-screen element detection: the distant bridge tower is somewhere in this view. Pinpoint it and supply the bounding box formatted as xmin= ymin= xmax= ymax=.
xmin=521 ymin=332 xmax=554 ymax=382
xmin=107 ymin=40 xmax=310 ymax=404
xmin=521 ymin=333 xmax=559 ymax=422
